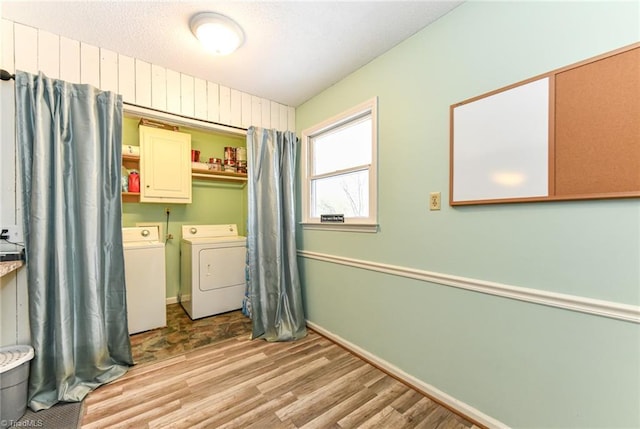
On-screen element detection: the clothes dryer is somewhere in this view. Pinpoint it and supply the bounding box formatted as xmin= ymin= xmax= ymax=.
xmin=180 ymin=224 xmax=246 ymax=319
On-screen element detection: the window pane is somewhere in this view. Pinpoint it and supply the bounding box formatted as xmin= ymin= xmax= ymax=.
xmin=312 ymin=116 xmax=371 ymax=175
xmin=311 ymin=170 xmax=369 ymax=218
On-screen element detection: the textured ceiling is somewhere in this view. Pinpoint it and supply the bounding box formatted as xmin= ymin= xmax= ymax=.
xmin=1 ymin=1 xmax=462 ymax=106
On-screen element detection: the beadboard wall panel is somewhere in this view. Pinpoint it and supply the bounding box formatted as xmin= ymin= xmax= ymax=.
xmin=2 ymin=19 xmax=295 ymax=131
xmin=117 ymin=54 xmax=135 ymax=103
xmin=261 ymin=98 xmax=272 ymax=129
xmin=151 ymin=64 xmax=167 ymax=111
xmin=270 ymin=100 xmax=280 ymax=131
xmin=219 ymin=85 xmax=232 ymax=125
xmin=100 ymin=48 xmax=118 ymax=93
xmin=80 ymin=43 xmax=100 ymax=87
xmin=180 ymin=74 xmax=195 ymax=118
xmin=230 ymin=88 xmax=242 ymax=127
xmin=166 ymin=69 xmax=181 ymax=115
xmin=1 ymin=19 xmax=15 ymax=73
xmin=14 ymin=23 xmax=38 ymax=74
xmin=207 ymin=81 xmax=220 ymax=123
xmin=134 ymin=59 xmax=151 ymax=107
xmin=251 ymin=96 xmax=262 ymax=129
xmin=194 ymin=78 xmax=207 ymax=119
xmin=37 ymin=30 xmax=59 ymax=78
xmin=60 ymin=37 xmax=80 ymax=83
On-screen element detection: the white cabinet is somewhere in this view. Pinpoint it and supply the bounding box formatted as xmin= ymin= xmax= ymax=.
xmin=139 ymin=125 xmax=192 ymax=203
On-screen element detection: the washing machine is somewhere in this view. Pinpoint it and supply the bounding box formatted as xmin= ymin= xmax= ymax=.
xmin=122 ymin=226 xmax=167 ymax=334
xmin=180 ymin=224 xmax=247 ymax=319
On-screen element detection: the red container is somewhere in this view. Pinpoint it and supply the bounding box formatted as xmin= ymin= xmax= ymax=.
xmin=191 ymin=150 xmax=200 ymax=162
xmin=128 ymin=170 xmax=140 ymax=193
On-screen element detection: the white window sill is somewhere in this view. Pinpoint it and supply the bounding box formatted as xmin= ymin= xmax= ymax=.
xmin=300 ymin=222 xmax=378 ymax=233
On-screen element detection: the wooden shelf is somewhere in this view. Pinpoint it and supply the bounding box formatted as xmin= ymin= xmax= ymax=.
xmin=122 ymin=192 xmax=140 ymax=203
xmin=191 ymin=169 xmax=248 ymax=183
xmin=122 ymin=156 xmax=247 ymax=203
xmin=122 ymin=153 xmax=140 ymax=202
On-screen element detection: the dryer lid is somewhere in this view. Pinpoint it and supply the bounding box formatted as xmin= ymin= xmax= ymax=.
xmin=182 ymin=224 xmax=239 ymax=240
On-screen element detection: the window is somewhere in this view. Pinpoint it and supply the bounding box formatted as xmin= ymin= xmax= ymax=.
xmin=301 ymin=97 xmax=378 ymax=232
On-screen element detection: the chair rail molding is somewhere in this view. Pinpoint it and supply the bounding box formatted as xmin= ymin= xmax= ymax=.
xmin=297 ymin=250 xmax=640 ymax=324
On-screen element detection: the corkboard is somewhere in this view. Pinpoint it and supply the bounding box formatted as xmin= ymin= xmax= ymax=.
xmin=554 ymin=47 xmax=640 ymax=196
xmin=450 ymin=43 xmax=640 ymax=205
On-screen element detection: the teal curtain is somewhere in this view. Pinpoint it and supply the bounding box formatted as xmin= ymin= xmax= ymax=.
xmin=247 ymin=127 xmax=306 ymax=341
xmin=15 ymin=71 xmax=132 ymax=411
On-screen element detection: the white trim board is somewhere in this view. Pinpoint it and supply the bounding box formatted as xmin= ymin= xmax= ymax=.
xmin=306 ymin=321 xmax=509 ymax=429
xmin=297 ymin=250 xmax=640 ymax=324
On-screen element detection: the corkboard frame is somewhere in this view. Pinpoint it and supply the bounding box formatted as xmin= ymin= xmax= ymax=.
xmin=449 ymin=42 xmax=640 ymax=206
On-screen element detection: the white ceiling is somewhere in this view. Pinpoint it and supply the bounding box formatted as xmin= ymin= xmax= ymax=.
xmin=1 ymin=1 xmax=462 ymax=107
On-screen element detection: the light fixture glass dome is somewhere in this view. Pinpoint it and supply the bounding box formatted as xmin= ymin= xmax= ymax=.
xmin=190 ymin=12 xmax=244 ymax=56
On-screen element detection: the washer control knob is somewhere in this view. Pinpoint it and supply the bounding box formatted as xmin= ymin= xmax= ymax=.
xmin=190 ymin=227 xmax=197 ymax=235
xmin=141 ymin=229 xmax=150 ymax=237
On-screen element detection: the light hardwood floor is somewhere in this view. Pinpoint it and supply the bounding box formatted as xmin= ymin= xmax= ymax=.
xmin=82 ymin=330 xmax=481 ymax=428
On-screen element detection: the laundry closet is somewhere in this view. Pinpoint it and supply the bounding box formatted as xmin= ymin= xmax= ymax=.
xmin=120 ymin=113 xmax=247 ymax=317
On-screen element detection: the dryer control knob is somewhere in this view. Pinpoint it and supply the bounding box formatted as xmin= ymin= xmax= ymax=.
xmin=190 ymin=227 xmax=197 ymax=234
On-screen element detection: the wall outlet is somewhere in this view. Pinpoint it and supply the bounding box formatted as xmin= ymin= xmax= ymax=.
xmin=429 ymin=192 xmax=441 ymax=210
xmin=0 ymin=225 xmax=22 ymax=243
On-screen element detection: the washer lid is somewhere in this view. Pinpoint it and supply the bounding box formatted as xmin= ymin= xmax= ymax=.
xmin=122 ymin=226 xmax=161 ymax=243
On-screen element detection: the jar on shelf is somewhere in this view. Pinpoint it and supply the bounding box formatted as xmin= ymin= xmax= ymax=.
xmin=121 ymin=166 xmax=129 ymax=192
xmin=223 ymin=159 xmax=237 ymax=173
xmin=208 ymin=157 xmax=222 ymax=172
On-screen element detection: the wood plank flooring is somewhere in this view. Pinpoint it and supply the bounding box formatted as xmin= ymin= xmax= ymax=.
xmin=82 ymin=330 xmax=480 ymax=428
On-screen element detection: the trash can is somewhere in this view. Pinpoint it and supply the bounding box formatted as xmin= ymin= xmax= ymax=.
xmin=0 ymin=345 xmax=34 ymax=428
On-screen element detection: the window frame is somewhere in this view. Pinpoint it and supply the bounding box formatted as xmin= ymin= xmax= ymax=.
xmin=301 ymin=97 xmax=378 ymax=232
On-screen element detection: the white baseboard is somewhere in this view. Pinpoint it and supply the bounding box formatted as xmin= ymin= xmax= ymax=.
xmin=307 ymin=320 xmax=509 ymax=429
xmin=166 ymin=296 xmax=178 ymax=305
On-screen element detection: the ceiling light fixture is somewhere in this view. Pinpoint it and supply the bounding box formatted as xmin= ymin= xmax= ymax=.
xmin=190 ymin=12 xmax=245 ymax=56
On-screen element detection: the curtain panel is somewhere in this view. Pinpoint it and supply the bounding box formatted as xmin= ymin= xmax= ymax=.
xmin=15 ymin=71 xmax=132 ymax=410
xmin=246 ymin=127 xmax=306 ymax=342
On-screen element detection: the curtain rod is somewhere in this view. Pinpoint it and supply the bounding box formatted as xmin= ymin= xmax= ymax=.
xmin=124 ymin=102 xmax=249 ymax=133
xmin=1 ymin=69 xmax=15 ymax=81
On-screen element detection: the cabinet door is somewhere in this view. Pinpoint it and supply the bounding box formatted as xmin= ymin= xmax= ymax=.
xmin=139 ymin=125 xmax=192 ymax=203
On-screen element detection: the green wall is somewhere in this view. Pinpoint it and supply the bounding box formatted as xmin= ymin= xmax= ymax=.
xmin=121 ymin=117 xmax=247 ymax=300
xmin=296 ymin=2 xmax=640 ymax=428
